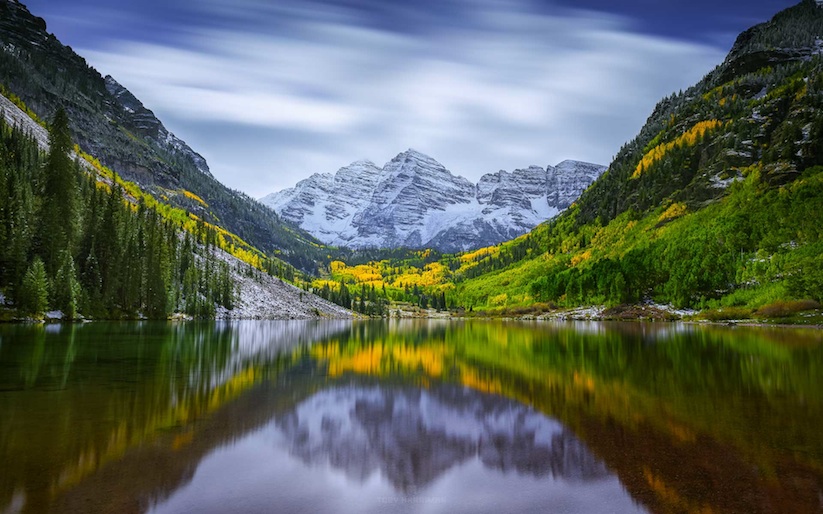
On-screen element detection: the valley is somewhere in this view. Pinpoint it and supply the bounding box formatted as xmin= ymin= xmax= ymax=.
xmin=2 ymin=2 xmax=823 ymax=513
xmin=1 ymin=0 xmax=822 ymax=324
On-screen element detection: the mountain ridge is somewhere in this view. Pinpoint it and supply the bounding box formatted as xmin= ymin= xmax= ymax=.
xmin=0 ymin=74 xmax=352 ymax=320
xmin=262 ymin=149 xmax=605 ymax=252
xmin=0 ymin=0 xmax=325 ymax=272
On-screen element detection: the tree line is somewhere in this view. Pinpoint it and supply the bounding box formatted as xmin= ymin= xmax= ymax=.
xmin=0 ymin=108 xmax=234 ymax=319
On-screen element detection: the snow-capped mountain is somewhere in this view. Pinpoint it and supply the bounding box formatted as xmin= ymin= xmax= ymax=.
xmin=261 ymin=149 xmax=605 ymax=252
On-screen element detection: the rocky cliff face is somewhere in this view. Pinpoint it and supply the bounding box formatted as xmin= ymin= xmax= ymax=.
xmin=262 ymin=149 xmax=605 ymax=252
xmin=104 ymin=76 xmax=212 ymax=177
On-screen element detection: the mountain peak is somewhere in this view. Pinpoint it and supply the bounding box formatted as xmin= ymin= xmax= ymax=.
xmin=384 ymin=148 xmax=452 ymax=182
xmin=394 ymin=148 xmax=440 ymax=165
xmin=403 ymin=148 xmax=428 ymax=157
xmin=263 ymin=152 xmax=605 ymax=252
xmin=715 ymin=0 xmax=823 ymax=84
xmin=347 ymin=159 xmax=378 ymax=168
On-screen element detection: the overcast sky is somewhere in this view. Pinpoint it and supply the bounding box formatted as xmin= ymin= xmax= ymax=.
xmin=23 ymin=0 xmax=797 ymax=198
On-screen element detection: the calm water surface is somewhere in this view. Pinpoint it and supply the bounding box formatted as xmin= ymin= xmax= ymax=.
xmin=0 ymin=320 xmax=822 ymax=513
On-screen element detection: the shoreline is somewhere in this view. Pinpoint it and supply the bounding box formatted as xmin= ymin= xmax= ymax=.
xmin=2 ymin=306 xmax=822 ymax=329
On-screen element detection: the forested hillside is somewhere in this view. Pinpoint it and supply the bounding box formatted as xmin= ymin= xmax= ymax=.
xmin=0 ymin=0 xmax=325 ymax=272
xmin=0 ymin=108 xmax=235 ymax=319
xmin=451 ymin=0 xmax=823 ymax=315
xmin=3 ymin=0 xmax=822 ymax=321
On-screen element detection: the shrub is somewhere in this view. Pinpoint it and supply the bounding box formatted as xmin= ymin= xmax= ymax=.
xmin=755 ymin=300 xmax=821 ymax=318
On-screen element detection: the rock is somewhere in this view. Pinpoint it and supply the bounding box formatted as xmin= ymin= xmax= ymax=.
xmin=209 ymin=245 xmax=352 ymax=320
xmin=44 ymin=310 xmax=63 ymax=322
xmin=104 ymin=76 xmax=212 ymax=177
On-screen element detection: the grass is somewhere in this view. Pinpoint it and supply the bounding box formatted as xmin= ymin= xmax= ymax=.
xmin=697 ymin=307 xmax=754 ymax=321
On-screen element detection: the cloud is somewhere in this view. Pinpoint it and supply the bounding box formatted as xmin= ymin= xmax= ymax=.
xmin=78 ymin=0 xmax=725 ymax=197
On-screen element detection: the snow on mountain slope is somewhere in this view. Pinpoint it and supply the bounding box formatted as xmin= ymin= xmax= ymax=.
xmin=261 ymin=149 xmax=606 ymax=252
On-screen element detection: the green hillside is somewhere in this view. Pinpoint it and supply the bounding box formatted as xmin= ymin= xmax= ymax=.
xmin=4 ymin=0 xmax=823 ymax=320
xmin=311 ymin=1 xmax=823 ymax=320
xmin=451 ymin=0 xmax=823 ymax=315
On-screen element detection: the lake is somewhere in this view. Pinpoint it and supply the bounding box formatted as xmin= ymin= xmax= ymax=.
xmin=0 ymin=320 xmax=821 ymax=513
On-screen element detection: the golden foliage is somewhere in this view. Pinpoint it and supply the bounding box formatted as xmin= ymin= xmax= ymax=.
xmin=570 ymin=250 xmax=592 ymax=267
xmin=460 ymin=246 xmax=500 ymax=263
xmin=180 ymin=189 xmax=209 ymax=207
xmin=313 ymin=342 xmax=446 ymax=379
xmin=0 ymin=84 xmax=46 ymax=128
xmin=632 ymin=120 xmax=723 ymax=179
xmin=327 ymin=261 xmax=384 ymax=286
xmin=389 ymin=262 xmax=450 ymax=288
xmin=658 ymin=203 xmax=688 ymax=223
xmin=459 ymin=367 xmax=503 ymax=395
xmin=489 ymin=293 xmax=508 ymax=306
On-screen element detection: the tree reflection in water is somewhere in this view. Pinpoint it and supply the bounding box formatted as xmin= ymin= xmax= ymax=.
xmin=0 ymin=320 xmax=821 ymax=513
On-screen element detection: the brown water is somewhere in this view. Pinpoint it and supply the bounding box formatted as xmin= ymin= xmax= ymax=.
xmin=0 ymin=320 xmax=821 ymax=513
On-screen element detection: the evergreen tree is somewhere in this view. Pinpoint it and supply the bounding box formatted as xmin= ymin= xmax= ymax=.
xmin=0 ymin=103 xmax=239 ymax=319
xmin=53 ymin=249 xmax=81 ymax=318
xmin=98 ymin=182 xmax=123 ymax=307
xmin=18 ymin=257 xmax=49 ymax=315
xmin=39 ymin=107 xmax=79 ymax=276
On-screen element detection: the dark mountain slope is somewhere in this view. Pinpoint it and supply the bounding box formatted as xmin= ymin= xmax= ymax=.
xmin=0 ymin=0 xmax=323 ymax=272
xmin=577 ymin=0 xmax=823 ymax=228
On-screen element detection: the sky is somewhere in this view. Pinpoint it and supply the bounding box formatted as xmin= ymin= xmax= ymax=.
xmin=23 ymin=0 xmax=798 ymax=198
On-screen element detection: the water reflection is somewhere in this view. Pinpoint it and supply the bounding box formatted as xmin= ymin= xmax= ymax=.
xmin=279 ymin=385 xmax=609 ymax=491
xmin=0 ymin=320 xmax=821 ymax=513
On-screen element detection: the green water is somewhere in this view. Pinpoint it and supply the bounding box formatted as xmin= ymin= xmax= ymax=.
xmin=0 ymin=320 xmax=821 ymax=513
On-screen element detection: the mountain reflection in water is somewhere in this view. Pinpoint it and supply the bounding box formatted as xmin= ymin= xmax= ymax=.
xmin=278 ymin=385 xmax=609 ymax=491
xmin=1 ymin=320 xmax=821 ymax=513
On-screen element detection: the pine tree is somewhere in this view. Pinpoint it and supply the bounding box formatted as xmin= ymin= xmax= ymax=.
xmin=80 ymin=244 xmax=102 ymax=314
xmin=144 ymin=210 xmax=171 ymax=318
xmin=610 ymin=272 xmax=627 ymax=305
xmin=18 ymin=257 xmax=49 ymax=315
xmin=53 ymin=249 xmax=81 ymax=318
xmin=219 ymin=261 xmax=233 ymax=309
xmin=3 ymin=164 xmax=34 ymax=301
xmin=99 ymin=182 xmax=123 ymax=307
xmin=40 ymin=107 xmax=79 ymax=276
